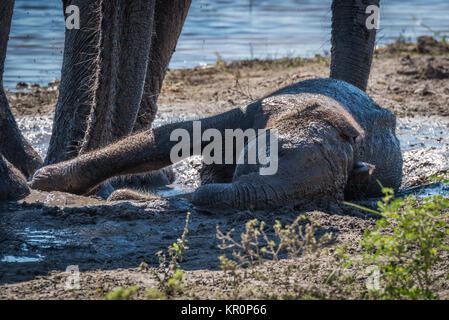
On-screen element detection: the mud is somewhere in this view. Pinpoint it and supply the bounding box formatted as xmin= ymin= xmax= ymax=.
xmin=1 ymin=40 xmax=449 ymax=298
xmin=1 ymin=113 xmax=447 ymax=288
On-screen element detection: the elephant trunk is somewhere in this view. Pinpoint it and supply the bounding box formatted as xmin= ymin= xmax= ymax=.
xmin=330 ymin=0 xmax=379 ymax=91
xmin=0 ymin=155 xmax=30 ymax=201
xmin=0 ymin=0 xmax=43 ymax=178
xmin=90 ymin=104 xmax=259 ymax=183
xmin=30 ymin=104 xmax=259 ymax=195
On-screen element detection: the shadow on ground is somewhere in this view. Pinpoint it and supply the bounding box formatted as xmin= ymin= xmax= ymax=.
xmin=0 ymin=189 xmax=380 ymax=285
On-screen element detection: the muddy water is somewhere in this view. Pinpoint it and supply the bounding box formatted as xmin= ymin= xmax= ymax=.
xmin=16 ymin=111 xmax=202 ymax=191
xmin=17 ymin=112 xmax=449 ymax=194
xmin=397 ymin=116 xmax=449 ymax=188
xmin=0 ymin=113 xmax=447 ymax=284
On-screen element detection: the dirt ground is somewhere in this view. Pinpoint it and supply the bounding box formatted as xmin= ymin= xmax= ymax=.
xmin=1 ymin=38 xmax=449 ymax=299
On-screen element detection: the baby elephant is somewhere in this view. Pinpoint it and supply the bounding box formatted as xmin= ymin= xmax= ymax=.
xmin=30 ymin=79 xmax=402 ymax=210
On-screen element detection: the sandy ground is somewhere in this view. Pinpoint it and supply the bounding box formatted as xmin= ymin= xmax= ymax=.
xmin=1 ymin=38 xmax=449 ymax=299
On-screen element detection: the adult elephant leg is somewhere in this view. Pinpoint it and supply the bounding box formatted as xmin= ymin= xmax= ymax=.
xmin=134 ymin=0 xmax=192 ymax=131
xmin=330 ymin=0 xmax=379 ymax=91
xmin=46 ymin=0 xmax=156 ymax=165
xmin=130 ymin=0 xmax=191 ymax=190
xmin=0 ymin=0 xmax=42 ymax=178
xmin=0 ymin=155 xmax=30 ymax=201
xmin=45 ymin=0 xmax=101 ymax=165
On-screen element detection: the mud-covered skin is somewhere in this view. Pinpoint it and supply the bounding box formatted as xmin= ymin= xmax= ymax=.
xmin=107 ymin=188 xmax=160 ymax=202
xmin=41 ymin=0 xmax=191 ymax=195
xmin=0 ymin=156 xmax=30 ymax=201
xmin=30 ymin=79 xmax=402 ymax=209
xmin=108 ymin=167 xmax=175 ymax=192
xmin=273 ymin=79 xmax=403 ymax=197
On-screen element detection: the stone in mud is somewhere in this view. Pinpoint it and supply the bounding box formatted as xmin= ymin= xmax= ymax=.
xmin=417 ymin=36 xmax=449 ymax=55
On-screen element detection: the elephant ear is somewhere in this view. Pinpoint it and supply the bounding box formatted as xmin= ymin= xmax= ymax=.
xmin=324 ymin=104 xmax=365 ymax=145
xmin=293 ymin=95 xmax=366 ymax=145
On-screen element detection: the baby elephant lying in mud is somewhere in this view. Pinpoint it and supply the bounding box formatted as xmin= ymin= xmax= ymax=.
xmin=29 ymin=78 xmax=403 ymax=210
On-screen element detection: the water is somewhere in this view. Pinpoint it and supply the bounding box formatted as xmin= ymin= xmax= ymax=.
xmin=4 ymin=0 xmax=449 ymax=89
xmin=397 ymin=117 xmax=449 ymax=188
xmin=1 ymin=255 xmax=44 ymax=263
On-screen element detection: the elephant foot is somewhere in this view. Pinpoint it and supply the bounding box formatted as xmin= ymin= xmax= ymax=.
xmin=4 ymin=140 xmax=44 ymax=179
xmin=109 ymin=167 xmax=175 ymax=191
xmin=29 ymin=160 xmax=92 ymax=195
xmin=107 ymin=189 xmax=160 ymax=202
xmin=0 ymin=155 xmax=30 ymax=201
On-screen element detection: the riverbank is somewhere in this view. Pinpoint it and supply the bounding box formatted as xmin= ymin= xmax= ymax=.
xmin=7 ymin=36 xmax=449 ymax=119
xmin=1 ymin=37 xmax=449 ymax=300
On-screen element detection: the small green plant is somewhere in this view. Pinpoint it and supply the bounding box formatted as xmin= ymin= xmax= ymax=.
xmin=216 ymin=216 xmax=333 ymax=299
xmin=151 ymin=212 xmax=191 ymax=297
xmin=217 ymin=216 xmax=332 ymax=268
xmin=104 ymin=285 xmax=140 ymax=300
xmin=428 ymin=173 xmax=449 ymax=184
xmin=412 ymin=16 xmax=447 ymax=44
xmin=345 ymin=186 xmax=449 ymax=299
xmin=146 ymin=288 xmax=167 ymax=300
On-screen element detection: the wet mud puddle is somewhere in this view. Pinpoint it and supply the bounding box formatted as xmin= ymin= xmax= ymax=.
xmin=0 ymin=113 xmax=448 ymax=277
xmin=17 ymin=113 xmax=449 ymax=195
xmin=397 ymin=116 xmax=449 ymax=190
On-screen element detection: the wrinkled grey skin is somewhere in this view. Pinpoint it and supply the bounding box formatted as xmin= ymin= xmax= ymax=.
xmin=30 ymin=78 xmax=403 ymax=210
xmin=0 ymin=0 xmax=43 ymax=183
xmin=44 ymin=0 xmax=191 ymax=197
xmin=0 ymin=155 xmax=29 ymax=201
xmin=46 ymin=0 xmax=192 ymax=164
xmin=330 ymin=0 xmax=379 ymax=91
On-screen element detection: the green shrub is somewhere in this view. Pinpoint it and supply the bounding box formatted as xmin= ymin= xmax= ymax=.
xmin=217 ymin=216 xmax=332 ymax=268
xmin=151 ymin=212 xmax=190 ymax=297
xmin=104 ymin=286 xmax=140 ymax=300
xmin=346 ymin=187 xmax=449 ymax=299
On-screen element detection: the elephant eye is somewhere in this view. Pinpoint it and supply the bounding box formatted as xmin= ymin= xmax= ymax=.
xmin=339 ymin=132 xmax=357 ymax=144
